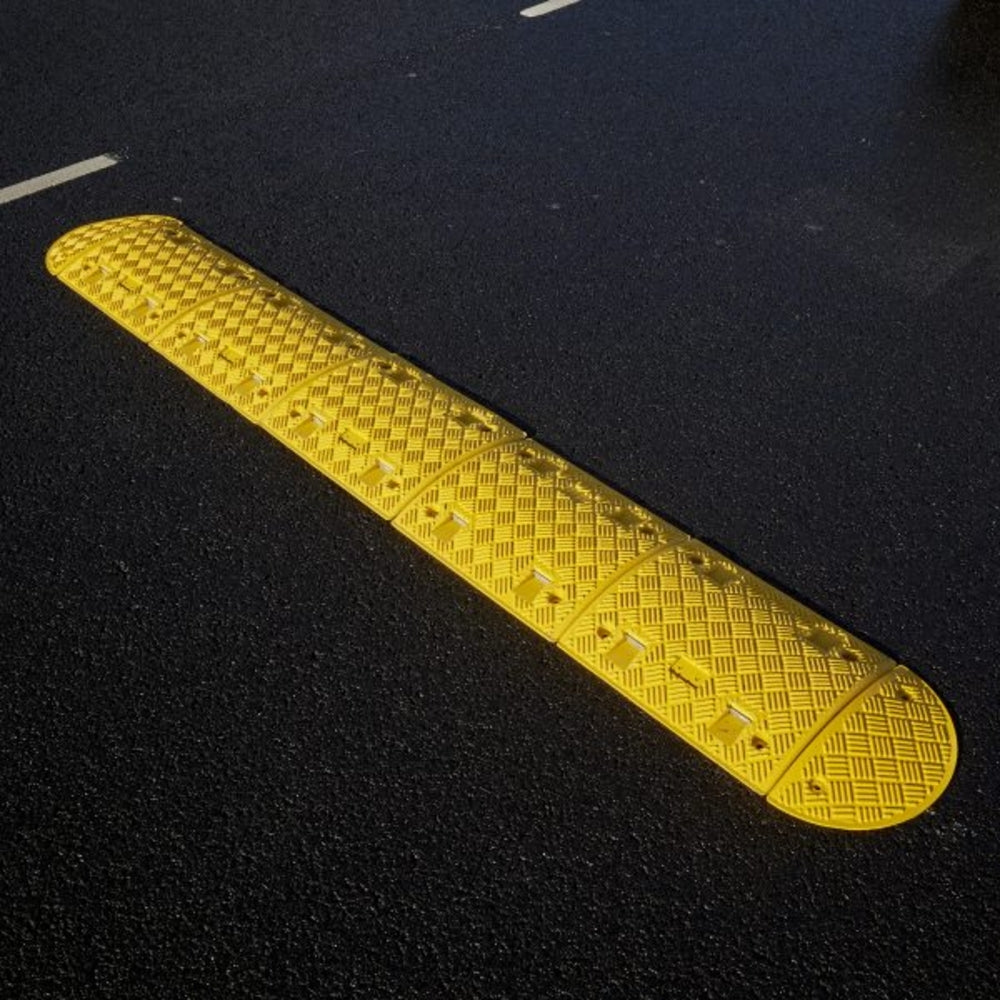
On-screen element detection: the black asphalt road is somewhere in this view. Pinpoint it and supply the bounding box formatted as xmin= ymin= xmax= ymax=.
xmin=2 ymin=2 xmax=999 ymax=997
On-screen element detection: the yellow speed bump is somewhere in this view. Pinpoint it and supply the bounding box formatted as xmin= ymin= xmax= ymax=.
xmin=46 ymin=216 xmax=958 ymax=830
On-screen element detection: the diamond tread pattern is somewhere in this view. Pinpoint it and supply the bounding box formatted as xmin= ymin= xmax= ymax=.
xmin=50 ymin=219 xmax=259 ymax=342
xmin=150 ymin=288 xmax=371 ymax=421
xmin=45 ymin=214 xmax=172 ymax=274
xmin=261 ymin=354 xmax=525 ymax=518
xmin=557 ymin=541 xmax=894 ymax=792
xmin=46 ymin=216 xmax=959 ymax=830
xmin=765 ymin=666 xmax=958 ymax=828
xmin=394 ymin=441 xmax=686 ymax=640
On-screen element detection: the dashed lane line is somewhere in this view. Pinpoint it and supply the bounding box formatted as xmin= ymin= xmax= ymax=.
xmin=521 ymin=0 xmax=581 ymax=18
xmin=0 ymin=154 xmax=119 ymax=206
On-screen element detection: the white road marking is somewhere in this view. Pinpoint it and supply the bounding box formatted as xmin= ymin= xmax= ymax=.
xmin=0 ymin=154 xmax=119 ymax=206
xmin=521 ymin=0 xmax=580 ymax=18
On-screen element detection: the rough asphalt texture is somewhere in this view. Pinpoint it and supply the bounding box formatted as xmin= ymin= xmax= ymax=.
xmin=2 ymin=2 xmax=999 ymax=997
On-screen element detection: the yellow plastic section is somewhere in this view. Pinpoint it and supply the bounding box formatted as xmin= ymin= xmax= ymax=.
xmin=151 ymin=287 xmax=371 ymax=421
xmin=558 ymin=540 xmax=893 ymax=793
xmin=46 ymin=216 xmax=959 ymax=830
xmin=46 ymin=215 xmax=169 ymax=275
xmin=261 ymin=354 xmax=523 ymax=518
xmin=49 ymin=216 xmax=259 ymax=343
xmin=393 ymin=441 xmax=685 ymax=639
xmin=766 ymin=666 xmax=959 ymax=829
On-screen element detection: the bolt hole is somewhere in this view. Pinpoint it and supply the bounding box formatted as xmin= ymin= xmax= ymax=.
xmin=424 ymin=506 xmax=440 ymax=519
xmin=807 ymin=779 xmax=825 ymax=794
xmin=386 ymin=480 xmax=401 ymax=490
xmin=376 ymin=360 xmax=393 ymax=371
xmin=899 ymin=688 xmax=914 ymax=703
xmin=840 ymin=649 xmax=859 ymax=662
xmin=750 ymin=736 xmax=768 ymax=751
xmin=596 ymin=626 xmax=612 ymax=639
xmin=546 ymin=594 xmax=562 ymax=605
xmin=688 ymin=553 xmax=705 ymax=566
xmin=257 ymin=388 xmax=269 ymax=397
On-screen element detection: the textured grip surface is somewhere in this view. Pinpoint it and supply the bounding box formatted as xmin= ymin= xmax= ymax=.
xmin=47 ymin=215 xmax=959 ymax=830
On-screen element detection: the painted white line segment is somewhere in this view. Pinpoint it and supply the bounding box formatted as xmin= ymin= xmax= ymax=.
xmin=521 ymin=0 xmax=580 ymax=18
xmin=0 ymin=154 xmax=119 ymax=206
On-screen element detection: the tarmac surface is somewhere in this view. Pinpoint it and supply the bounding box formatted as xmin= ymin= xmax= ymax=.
xmin=2 ymin=1 xmax=999 ymax=997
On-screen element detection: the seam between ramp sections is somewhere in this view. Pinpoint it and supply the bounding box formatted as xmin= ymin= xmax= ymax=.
xmin=392 ymin=439 xmax=686 ymax=641
xmin=760 ymin=660 xmax=894 ymax=796
xmin=46 ymin=215 xmax=958 ymax=829
xmin=148 ymin=279 xmax=371 ymax=350
xmin=163 ymin=340 xmax=374 ymax=428
xmin=549 ymin=537 xmax=686 ymax=643
xmin=382 ymin=434 xmax=528 ymax=522
xmin=555 ymin=539 xmax=895 ymax=794
xmin=258 ymin=393 xmax=523 ymax=521
xmin=258 ymin=354 xmax=526 ymax=519
xmin=578 ymin=654 xmax=892 ymax=800
xmin=46 ymin=218 xmax=261 ymax=343
xmin=765 ymin=665 xmax=958 ymax=829
xmin=253 ymin=355 xmax=377 ymax=424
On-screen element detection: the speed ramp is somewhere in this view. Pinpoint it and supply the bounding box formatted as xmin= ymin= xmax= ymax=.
xmin=46 ymin=216 xmax=958 ymax=830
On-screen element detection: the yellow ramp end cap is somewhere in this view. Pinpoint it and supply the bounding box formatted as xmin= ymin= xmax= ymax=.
xmin=45 ymin=216 xmax=262 ymax=343
xmin=45 ymin=215 xmax=177 ymax=275
xmin=766 ymin=666 xmax=958 ymax=830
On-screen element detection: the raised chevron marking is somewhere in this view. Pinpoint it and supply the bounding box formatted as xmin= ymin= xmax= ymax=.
xmin=46 ymin=216 xmax=959 ymax=830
